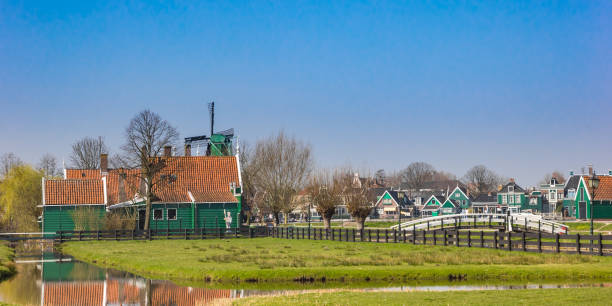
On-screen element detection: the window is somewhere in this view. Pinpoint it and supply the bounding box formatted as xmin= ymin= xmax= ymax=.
xmin=455 ymin=192 xmax=460 ymax=198
xmin=516 ymin=195 xmax=521 ymax=203
xmin=502 ymin=195 xmax=507 ymax=204
xmin=509 ymin=195 xmax=514 ymax=204
xmin=550 ymin=192 xmax=556 ymax=200
xmin=153 ymin=209 xmax=163 ymax=220
xmin=508 ymin=186 xmax=514 ymax=192
xmin=167 ymin=208 xmax=177 ymax=220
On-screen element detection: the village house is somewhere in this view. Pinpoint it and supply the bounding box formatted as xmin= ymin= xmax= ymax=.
xmin=373 ymin=190 xmax=413 ymax=218
xmin=41 ymin=146 xmax=242 ymax=233
xmin=497 ymin=179 xmax=529 ymax=213
xmin=471 ymin=192 xmax=501 ymax=213
xmin=562 ymin=168 xmax=612 ymax=219
xmin=539 ymin=177 xmax=565 ymax=213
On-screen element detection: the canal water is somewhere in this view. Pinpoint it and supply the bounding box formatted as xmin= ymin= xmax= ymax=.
xmin=0 ymin=252 xmax=609 ymax=305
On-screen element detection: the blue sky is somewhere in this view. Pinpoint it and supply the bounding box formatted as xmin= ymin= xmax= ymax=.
xmin=1 ymin=1 xmax=611 ymax=186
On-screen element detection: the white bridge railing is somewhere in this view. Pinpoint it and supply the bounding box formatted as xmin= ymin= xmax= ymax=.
xmin=389 ymin=213 xmax=569 ymax=234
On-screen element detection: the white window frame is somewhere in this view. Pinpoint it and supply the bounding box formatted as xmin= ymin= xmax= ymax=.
xmin=153 ymin=209 xmax=163 ymax=220
xmin=167 ymin=208 xmax=177 ymax=220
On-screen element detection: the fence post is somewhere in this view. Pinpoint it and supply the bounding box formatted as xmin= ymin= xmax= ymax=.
xmin=79 ymin=230 xmax=82 ymax=241
xmin=427 ymin=221 xmax=430 ymax=231
xmin=538 ymin=220 xmax=541 ymax=233
xmin=467 ymin=231 xmax=471 ymax=248
xmin=185 ymin=228 xmax=188 ymax=240
xmin=488 ymin=215 xmax=492 ymax=228
xmin=522 ymin=231 xmax=526 ymax=251
xmin=403 ymin=229 xmax=406 ymax=243
xmin=97 ymin=230 xmax=100 ymax=241
xmin=443 ymin=229 xmax=447 ymax=246
xmin=115 ymin=230 xmax=118 ymax=241
xmin=368 ymin=229 xmax=371 ymax=242
xmin=393 ymin=229 xmax=397 ymax=243
xmin=507 ymin=232 xmax=512 ymax=251
xmin=576 ymin=233 xmax=581 ymax=254
xmin=538 ymin=232 xmax=542 ymax=253
xmin=249 ymin=227 xmax=253 ymax=238
xmin=556 ymin=233 xmax=560 ymax=253
xmin=494 ymin=231 xmax=498 ymax=249
xmin=433 ymin=230 xmax=437 ymax=245
xmin=352 ymin=229 xmax=356 ymax=242
xmin=599 ymin=233 xmax=604 ymax=256
xmin=385 ymin=229 xmax=389 ymax=243
xmin=423 ymin=230 xmax=426 ymax=245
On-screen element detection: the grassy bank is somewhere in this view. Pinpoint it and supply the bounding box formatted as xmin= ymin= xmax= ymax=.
xmin=62 ymin=238 xmax=612 ymax=284
xmin=0 ymin=243 xmax=15 ymax=281
xmin=233 ymin=287 xmax=612 ymax=306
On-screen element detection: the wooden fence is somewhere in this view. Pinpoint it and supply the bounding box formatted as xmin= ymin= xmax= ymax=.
xmin=2 ymin=226 xmax=610 ymax=256
xmin=270 ymin=227 xmax=612 ymax=256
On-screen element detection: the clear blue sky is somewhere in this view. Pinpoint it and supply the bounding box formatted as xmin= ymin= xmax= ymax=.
xmin=1 ymin=1 xmax=611 ymax=186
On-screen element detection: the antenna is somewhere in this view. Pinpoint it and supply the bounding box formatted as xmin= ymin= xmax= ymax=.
xmin=208 ymin=101 xmax=215 ymax=137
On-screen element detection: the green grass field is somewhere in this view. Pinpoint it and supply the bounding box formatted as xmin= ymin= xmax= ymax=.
xmin=0 ymin=243 xmax=15 ymax=281
xmin=233 ymin=287 xmax=612 ymax=306
xmin=62 ymin=238 xmax=612 ymax=284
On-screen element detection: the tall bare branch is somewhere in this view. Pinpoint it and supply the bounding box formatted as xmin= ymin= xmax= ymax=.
xmin=70 ymin=136 xmax=108 ymax=169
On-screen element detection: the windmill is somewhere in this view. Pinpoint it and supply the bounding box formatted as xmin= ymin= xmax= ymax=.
xmin=184 ymin=101 xmax=235 ymax=156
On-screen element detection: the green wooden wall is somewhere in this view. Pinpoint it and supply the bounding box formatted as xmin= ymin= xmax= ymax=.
xmin=43 ymin=205 xmax=106 ymax=233
xmin=146 ymin=202 xmax=240 ymax=229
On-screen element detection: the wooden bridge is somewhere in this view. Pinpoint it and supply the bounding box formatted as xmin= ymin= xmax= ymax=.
xmin=389 ymin=213 xmax=569 ymax=234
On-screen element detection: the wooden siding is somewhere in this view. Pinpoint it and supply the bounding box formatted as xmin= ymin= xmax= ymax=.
xmin=43 ymin=205 xmax=106 ymax=233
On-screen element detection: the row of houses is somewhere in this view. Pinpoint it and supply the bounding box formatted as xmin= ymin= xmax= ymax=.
xmin=370 ymin=167 xmax=612 ymax=220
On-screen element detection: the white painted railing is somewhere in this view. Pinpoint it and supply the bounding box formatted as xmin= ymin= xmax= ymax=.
xmin=389 ymin=213 xmax=568 ymax=234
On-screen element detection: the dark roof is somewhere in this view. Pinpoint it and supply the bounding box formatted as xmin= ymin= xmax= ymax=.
xmin=375 ymin=189 xmax=414 ymax=208
xmin=472 ymin=193 xmax=497 ymax=203
xmin=499 ymin=181 xmax=525 ymax=193
xmin=564 ymin=175 xmax=581 ymax=195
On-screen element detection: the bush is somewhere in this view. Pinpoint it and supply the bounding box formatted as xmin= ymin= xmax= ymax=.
xmin=71 ymin=207 xmax=104 ymax=231
xmin=104 ymin=209 xmax=138 ymax=230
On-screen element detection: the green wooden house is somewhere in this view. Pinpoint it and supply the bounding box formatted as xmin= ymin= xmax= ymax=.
xmin=497 ymin=180 xmax=528 ymax=213
xmin=42 ymin=152 xmax=242 ymax=233
xmin=562 ymin=174 xmax=612 ymax=219
xmin=440 ymin=199 xmax=460 ymax=215
xmin=446 ymin=186 xmax=471 ymax=211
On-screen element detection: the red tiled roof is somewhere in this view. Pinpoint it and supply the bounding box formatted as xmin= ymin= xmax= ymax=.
xmin=44 ymin=179 xmax=105 ymax=205
xmin=584 ymin=176 xmax=612 ymax=201
xmin=43 ymin=282 xmax=104 ymax=306
xmin=45 ymin=156 xmax=240 ymax=205
xmin=65 ymin=169 xmax=102 ymax=180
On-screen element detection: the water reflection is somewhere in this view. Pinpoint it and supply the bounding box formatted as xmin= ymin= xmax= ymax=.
xmin=1 ymin=252 xmax=236 ymax=306
xmin=0 ymin=252 xmax=610 ymax=306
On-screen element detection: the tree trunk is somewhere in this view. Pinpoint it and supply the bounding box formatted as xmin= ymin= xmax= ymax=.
xmin=273 ymin=211 xmax=280 ymax=226
xmin=144 ymin=190 xmax=152 ymax=230
xmin=355 ymin=216 xmax=367 ymax=231
xmin=284 ymin=213 xmax=288 ymax=224
xmin=323 ymin=217 xmax=332 ymax=230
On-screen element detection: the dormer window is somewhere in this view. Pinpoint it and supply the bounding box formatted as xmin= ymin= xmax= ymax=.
xmin=508 ymin=186 xmax=514 ymax=192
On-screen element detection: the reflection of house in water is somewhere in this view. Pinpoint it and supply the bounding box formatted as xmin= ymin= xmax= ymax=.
xmin=41 ymin=255 xmax=234 ymax=305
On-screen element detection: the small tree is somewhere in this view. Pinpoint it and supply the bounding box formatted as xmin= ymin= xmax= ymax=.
xmin=0 ymin=153 xmax=22 ymax=179
xmin=0 ymin=165 xmax=42 ymax=232
xmin=462 ymin=165 xmax=504 ymax=196
xmin=342 ymin=172 xmax=373 ymax=231
xmin=252 ymin=132 xmax=312 ymax=225
xmin=307 ymin=170 xmax=342 ymax=229
xmin=38 ymin=153 xmax=61 ymax=178
xmin=119 ymin=110 xmax=179 ymax=230
xmin=70 ymin=136 xmax=108 ymax=169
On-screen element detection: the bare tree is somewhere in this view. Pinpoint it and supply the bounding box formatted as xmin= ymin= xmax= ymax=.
xmin=238 ymin=141 xmax=259 ymax=224
xmin=252 ymin=132 xmax=313 ymax=225
xmin=399 ymin=162 xmax=435 ymax=192
xmin=342 ymin=171 xmax=373 ymax=231
xmin=70 ymin=136 xmax=108 ymax=169
xmin=119 ymin=110 xmax=179 ymax=230
xmin=462 ymin=165 xmax=503 ymax=196
xmin=540 ymin=171 xmax=566 ymax=185
xmin=38 ymin=154 xmax=60 ymax=177
xmin=307 ymin=170 xmax=342 ymax=229
xmin=0 ymin=153 xmax=22 ymax=178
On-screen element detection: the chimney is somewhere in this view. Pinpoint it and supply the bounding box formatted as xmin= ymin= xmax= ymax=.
xmin=100 ymin=154 xmax=108 ymax=173
xmin=569 ymin=170 xmax=574 ymax=176
xmin=184 ymin=144 xmax=191 ymax=157
xmin=163 ymin=146 xmax=172 ymax=157
xmin=509 ymin=178 xmax=515 ymax=183
xmin=609 ymin=170 xmax=612 ymax=176
xmin=588 ymin=164 xmax=593 ymax=176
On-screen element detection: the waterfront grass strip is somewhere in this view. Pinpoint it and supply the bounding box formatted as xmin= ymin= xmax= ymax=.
xmin=0 ymin=243 xmax=15 ymax=281
xmin=233 ymin=287 xmax=612 ymax=306
xmin=63 ymin=238 xmax=612 ymax=283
